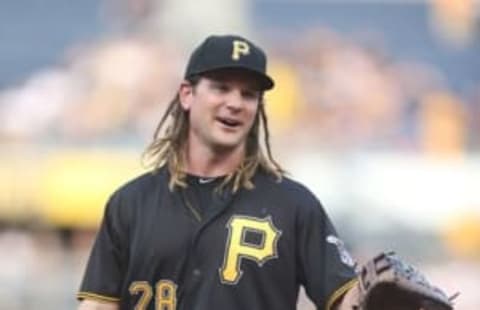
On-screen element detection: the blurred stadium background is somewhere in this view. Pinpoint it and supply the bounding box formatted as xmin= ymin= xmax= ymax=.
xmin=1 ymin=0 xmax=479 ymax=309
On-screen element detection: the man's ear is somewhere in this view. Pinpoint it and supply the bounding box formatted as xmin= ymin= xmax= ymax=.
xmin=179 ymin=80 xmax=194 ymax=111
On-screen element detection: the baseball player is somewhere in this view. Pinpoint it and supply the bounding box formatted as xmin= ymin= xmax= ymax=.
xmin=77 ymin=35 xmax=453 ymax=310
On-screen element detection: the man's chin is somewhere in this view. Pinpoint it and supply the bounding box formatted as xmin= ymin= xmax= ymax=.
xmin=211 ymin=140 xmax=244 ymax=153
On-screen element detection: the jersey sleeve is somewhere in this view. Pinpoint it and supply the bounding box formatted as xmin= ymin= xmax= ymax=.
xmin=77 ymin=192 xmax=129 ymax=303
xmin=296 ymin=197 xmax=357 ymax=310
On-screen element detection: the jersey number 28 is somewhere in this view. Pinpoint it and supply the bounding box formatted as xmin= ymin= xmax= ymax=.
xmin=129 ymin=279 xmax=177 ymax=310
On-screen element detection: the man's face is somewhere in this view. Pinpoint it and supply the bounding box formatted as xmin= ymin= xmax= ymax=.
xmin=180 ymin=69 xmax=262 ymax=153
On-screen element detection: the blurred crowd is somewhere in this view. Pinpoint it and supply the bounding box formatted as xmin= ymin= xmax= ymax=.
xmin=0 ymin=27 xmax=478 ymax=156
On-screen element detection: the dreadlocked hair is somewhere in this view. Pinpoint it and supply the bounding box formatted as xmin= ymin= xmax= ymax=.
xmin=142 ymin=76 xmax=285 ymax=193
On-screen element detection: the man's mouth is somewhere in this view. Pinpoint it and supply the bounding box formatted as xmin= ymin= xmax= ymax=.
xmin=216 ymin=117 xmax=242 ymax=128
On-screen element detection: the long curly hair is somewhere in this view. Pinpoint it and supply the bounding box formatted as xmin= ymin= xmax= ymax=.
xmin=143 ymin=75 xmax=284 ymax=192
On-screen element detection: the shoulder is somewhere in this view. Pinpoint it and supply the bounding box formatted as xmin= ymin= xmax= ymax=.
xmin=112 ymin=166 xmax=168 ymax=200
xmin=254 ymin=171 xmax=322 ymax=210
xmin=105 ymin=167 xmax=169 ymax=215
xmin=251 ymin=173 xmax=332 ymax=232
xmin=102 ymin=167 xmax=169 ymax=225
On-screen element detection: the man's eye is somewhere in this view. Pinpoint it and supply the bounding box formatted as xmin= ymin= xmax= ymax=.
xmin=212 ymin=83 xmax=229 ymax=92
xmin=243 ymin=91 xmax=260 ymax=100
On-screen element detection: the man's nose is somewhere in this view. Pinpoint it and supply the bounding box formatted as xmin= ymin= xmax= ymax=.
xmin=225 ymin=90 xmax=244 ymax=110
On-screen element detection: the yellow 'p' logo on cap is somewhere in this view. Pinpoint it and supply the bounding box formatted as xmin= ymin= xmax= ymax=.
xmin=232 ymin=40 xmax=250 ymax=61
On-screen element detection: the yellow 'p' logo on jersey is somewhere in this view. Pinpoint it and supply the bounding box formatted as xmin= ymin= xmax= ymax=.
xmin=232 ymin=40 xmax=250 ymax=61
xmin=219 ymin=215 xmax=281 ymax=285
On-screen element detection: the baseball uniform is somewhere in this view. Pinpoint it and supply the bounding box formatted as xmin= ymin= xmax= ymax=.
xmin=78 ymin=166 xmax=357 ymax=309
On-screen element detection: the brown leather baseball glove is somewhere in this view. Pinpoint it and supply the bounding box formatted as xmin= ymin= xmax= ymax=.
xmin=355 ymin=252 xmax=456 ymax=310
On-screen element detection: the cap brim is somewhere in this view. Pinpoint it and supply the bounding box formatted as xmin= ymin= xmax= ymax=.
xmin=188 ymin=65 xmax=275 ymax=91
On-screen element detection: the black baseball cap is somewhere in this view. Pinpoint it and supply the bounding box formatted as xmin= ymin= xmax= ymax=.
xmin=184 ymin=35 xmax=275 ymax=90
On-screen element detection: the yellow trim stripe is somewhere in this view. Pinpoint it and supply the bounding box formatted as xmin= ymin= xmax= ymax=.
xmin=325 ymin=277 xmax=358 ymax=310
xmin=77 ymin=291 xmax=121 ymax=302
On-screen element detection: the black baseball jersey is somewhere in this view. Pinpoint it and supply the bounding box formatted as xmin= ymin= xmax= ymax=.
xmin=78 ymin=167 xmax=357 ymax=310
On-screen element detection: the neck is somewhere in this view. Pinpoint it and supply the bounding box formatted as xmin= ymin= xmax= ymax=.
xmin=184 ymin=141 xmax=246 ymax=177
